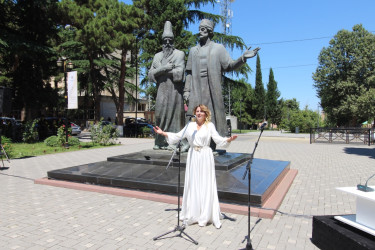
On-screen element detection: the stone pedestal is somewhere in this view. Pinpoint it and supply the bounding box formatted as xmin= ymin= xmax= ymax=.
xmin=47 ymin=150 xmax=291 ymax=206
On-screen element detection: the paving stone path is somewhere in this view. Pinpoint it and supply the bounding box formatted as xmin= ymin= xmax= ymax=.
xmin=1 ymin=133 xmax=374 ymax=249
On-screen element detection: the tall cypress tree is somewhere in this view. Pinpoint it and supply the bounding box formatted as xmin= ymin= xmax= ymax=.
xmin=266 ymin=68 xmax=280 ymax=125
xmin=254 ymin=54 xmax=265 ymax=121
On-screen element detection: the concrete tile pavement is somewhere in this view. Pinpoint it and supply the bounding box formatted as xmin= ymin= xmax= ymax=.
xmin=1 ymin=134 xmax=374 ymax=249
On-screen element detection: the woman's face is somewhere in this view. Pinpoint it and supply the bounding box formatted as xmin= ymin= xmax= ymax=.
xmin=195 ymin=107 xmax=206 ymax=124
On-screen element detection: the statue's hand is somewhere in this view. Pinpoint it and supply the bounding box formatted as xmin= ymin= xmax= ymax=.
xmin=163 ymin=62 xmax=174 ymax=72
xmin=242 ymin=47 xmax=260 ymax=60
xmin=183 ymin=91 xmax=190 ymax=101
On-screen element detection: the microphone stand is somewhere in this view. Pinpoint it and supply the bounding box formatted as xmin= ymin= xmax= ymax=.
xmin=241 ymin=124 xmax=266 ymax=250
xmin=0 ymin=129 xmax=10 ymax=168
xmin=153 ymin=116 xmax=198 ymax=245
xmin=357 ymin=173 xmax=375 ymax=192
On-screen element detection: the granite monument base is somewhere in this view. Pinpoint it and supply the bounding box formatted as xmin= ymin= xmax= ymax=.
xmin=47 ymin=150 xmax=291 ymax=206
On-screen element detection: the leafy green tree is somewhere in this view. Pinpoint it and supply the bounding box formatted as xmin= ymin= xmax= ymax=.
xmin=287 ymin=107 xmax=319 ymax=133
xmin=57 ymin=1 xmax=145 ymax=124
xmin=253 ymin=54 xmax=265 ymax=121
xmin=278 ymin=98 xmax=300 ymax=130
xmin=313 ymin=24 xmax=375 ymax=126
xmin=1 ymin=0 xmax=60 ymax=119
xmin=265 ymin=68 xmax=280 ymax=126
xmin=58 ymin=0 xmax=118 ymax=121
xmin=0 ymin=0 xmax=16 ymax=86
xmin=53 ymin=25 xmax=88 ymax=118
xmin=230 ymin=78 xmax=255 ymax=128
xmin=99 ymin=1 xmax=144 ymax=125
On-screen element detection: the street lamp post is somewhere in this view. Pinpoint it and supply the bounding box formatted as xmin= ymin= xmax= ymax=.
xmin=132 ymin=31 xmax=145 ymax=137
xmin=57 ymin=57 xmax=74 ymax=148
xmin=134 ymin=32 xmax=144 ymax=137
xmin=135 ymin=39 xmax=138 ymax=137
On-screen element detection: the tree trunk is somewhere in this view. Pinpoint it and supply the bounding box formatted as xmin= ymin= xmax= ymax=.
xmin=116 ymin=49 xmax=127 ymax=126
xmin=89 ymin=55 xmax=100 ymax=122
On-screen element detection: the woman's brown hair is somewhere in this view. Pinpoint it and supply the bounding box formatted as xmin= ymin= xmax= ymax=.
xmin=193 ymin=104 xmax=211 ymax=124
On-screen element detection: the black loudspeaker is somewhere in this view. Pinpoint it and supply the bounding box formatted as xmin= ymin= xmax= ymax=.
xmin=0 ymin=87 xmax=12 ymax=115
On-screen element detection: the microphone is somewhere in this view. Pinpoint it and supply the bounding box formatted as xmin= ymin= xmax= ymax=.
xmin=357 ymin=173 xmax=375 ymax=192
xmin=186 ymin=114 xmax=196 ymax=118
xmin=260 ymin=121 xmax=268 ymax=130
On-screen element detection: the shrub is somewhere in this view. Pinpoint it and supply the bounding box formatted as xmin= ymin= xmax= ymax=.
xmin=68 ymin=136 xmax=80 ymax=146
xmin=44 ymin=134 xmax=80 ymax=147
xmin=44 ymin=136 xmax=60 ymax=147
xmin=90 ymin=120 xmax=119 ymax=145
xmin=23 ymin=119 xmax=39 ymax=143
xmin=141 ymin=126 xmax=152 ymax=137
xmin=57 ymin=125 xmax=72 ymax=145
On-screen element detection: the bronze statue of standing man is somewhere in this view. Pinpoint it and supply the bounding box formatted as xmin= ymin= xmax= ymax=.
xmin=184 ymin=19 xmax=260 ymax=139
xmin=148 ymin=21 xmax=187 ymax=151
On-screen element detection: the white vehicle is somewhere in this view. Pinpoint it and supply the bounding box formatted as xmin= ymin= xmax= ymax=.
xmin=70 ymin=122 xmax=81 ymax=135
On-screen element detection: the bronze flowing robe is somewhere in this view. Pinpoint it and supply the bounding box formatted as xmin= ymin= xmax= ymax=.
xmin=148 ymin=49 xmax=185 ymax=148
xmin=185 ymin=41 xmax=245 ymax=136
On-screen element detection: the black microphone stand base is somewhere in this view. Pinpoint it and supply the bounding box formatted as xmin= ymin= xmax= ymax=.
xmin=240 ymin=236 xmax=253 ymax=250
xmin=241 ymin=126 xmax=265 ymax=250
xmin=153 ymin=224 xmax=198 ymax=245
xmin=246 ymin=242 xmax=253 ymax=250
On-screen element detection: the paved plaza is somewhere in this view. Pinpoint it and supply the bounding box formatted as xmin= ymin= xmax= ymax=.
xmin=1 ymin=131 xmax=374 ymax=249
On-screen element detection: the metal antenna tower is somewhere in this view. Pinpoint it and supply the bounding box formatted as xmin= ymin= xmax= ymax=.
xmin=220 ymin=0 xmax=234 ymax=35
xmin=219 ymin=0 xmax=234 ymax=115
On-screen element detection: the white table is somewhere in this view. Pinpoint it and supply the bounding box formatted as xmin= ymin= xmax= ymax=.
xmin=335 ymin=186 xmax=375 ymax=236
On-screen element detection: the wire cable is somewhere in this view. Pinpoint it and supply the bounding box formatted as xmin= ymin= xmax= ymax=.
xmin=252 ymin=36 xmax=332 ymax=46
xmin=250 ymin=30 xmax=375 ymax=46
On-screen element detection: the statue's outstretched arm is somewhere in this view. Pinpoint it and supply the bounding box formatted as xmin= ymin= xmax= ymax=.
xmin=242 ymin=47 xmax=260 ymax=60
xmin=227 ymin=46 xmax=261 ymax=72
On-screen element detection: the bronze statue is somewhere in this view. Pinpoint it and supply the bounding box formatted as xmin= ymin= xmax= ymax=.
xmin=184 ymin=19 xmax=260 ymax=137
xmin=148 ymin=21 xmax=187 ymax=150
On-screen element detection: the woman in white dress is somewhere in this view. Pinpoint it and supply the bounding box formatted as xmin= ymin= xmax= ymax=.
xmin=153 ymin=104 xmax=237 ymax=228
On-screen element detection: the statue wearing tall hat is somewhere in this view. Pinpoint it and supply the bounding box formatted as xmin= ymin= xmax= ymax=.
xmin=184 ymin=19 xmax=260 ymax=148
xmin=148 ymin=21 xmax=187 ymax=151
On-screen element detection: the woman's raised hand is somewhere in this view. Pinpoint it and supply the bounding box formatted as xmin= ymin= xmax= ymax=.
xmin=153 ymin=126 xmax=164 ymax=135
xmin=227 ymin=135 xmax=238 ymax=142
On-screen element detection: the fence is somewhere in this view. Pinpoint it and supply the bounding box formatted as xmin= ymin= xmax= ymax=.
xmin=310 ymin=127 xmax=374 ymax=146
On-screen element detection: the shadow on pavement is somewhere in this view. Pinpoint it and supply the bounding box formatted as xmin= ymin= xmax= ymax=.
xmin=343 ymin=147 xmax=375 ymax=159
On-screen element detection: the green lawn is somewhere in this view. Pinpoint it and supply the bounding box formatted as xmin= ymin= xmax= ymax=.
xmin=4 ymin=141 xmax=120 ymax=159
xmin=232 ymin=129 xmax=258 ymax=133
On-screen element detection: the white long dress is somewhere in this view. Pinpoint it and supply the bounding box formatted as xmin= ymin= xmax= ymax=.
xmin=166 ymin=121 xmax=230 ymax=228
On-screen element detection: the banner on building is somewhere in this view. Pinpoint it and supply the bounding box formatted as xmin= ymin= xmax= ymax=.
xmin=67 ymin=71 xmax=78 ymax=109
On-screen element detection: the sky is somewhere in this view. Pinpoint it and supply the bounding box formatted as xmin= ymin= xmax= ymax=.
xmin=124 ymin=0 xmax=375 ymax=111
xmin=190 ymin=0 xmax=375 ymax=111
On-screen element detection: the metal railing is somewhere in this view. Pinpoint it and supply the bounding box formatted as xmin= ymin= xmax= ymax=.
xmin=310 ymin=127 xmax=374 ymax=146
